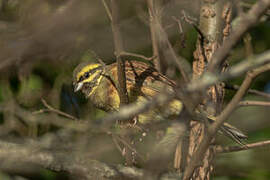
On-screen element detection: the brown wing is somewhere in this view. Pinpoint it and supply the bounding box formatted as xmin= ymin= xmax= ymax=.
xmin=103 ymin=60 xmax=182 ymax=123
xmin=107 ymin=60 xmax=176 ymax=100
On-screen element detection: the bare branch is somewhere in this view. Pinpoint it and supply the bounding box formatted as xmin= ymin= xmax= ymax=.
xmin=156 ymin=20 xmax=191 ymax=82
xmin=225 ymin=84 xmax=270 ymax=99
xmin=110 ymin=0 xmax=129 ymax=106
xmin=241 ymin=2 xmax=270 ymax=17
xmin=172 ymin=16 xmax=186 ymax=48
xmin=172 ymin=16 xmax=183 ymax=35
xmin=101 ymin=0 xmax=112 ymax=21
xmin=187 ymin=51 xmax=270 ymax=92
xmin=146 ymin=0 xmax=161 ymax=70
xmin=146 ymin=1 xmax=191 ymax=82
xmin=239 ymin=100 xmax=270 ymax=107
xmin=183 ymin=62 xmax=270 ymax=180
xmin=10 ymin=102 xmax=87 ymax=132
xmin=0 ymin=140 xmax=182 ymax=180
xmin=33 ymin=99 xmax=79 ymax=121
xmin=208 ymin=0 xmax=270 ymax=72
xmin=215 ymin=140 xmax=270 ymax=153
xmin=119 ymin=51 xmax=155 ymax=61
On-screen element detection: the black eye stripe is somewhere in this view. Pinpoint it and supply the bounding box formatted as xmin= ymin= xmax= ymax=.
xmin=84 ymin=72 xmax=90 ymax=78
xmin=78 ymin=66 xmax=102 ymax=82
xmin=79 ymin=76 xmax=83 ymax=82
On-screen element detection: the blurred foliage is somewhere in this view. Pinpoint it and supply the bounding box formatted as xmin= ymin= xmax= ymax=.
xmin=0 ymin=0 xmax=269 ymax=180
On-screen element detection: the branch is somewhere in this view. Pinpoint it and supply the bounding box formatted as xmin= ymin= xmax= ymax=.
xmin=183 ymin=61 xmax=270 ymax=180
xmin=119 ymin=51 xmax=155 ymax=61
xmin=243 ymin=33 xmax=253 ymax=57
xmin=0 ymin=140 xmax=182 ymax=180
xmin=225 ymin=84 xmax=270 ymax=99
xmin=215 ymin=140 xmax=270 ymax=153
xmin=33 ymin=99 xmax=78 ymax=121
xmin=172 ymin=16 xmax=186 ymax=48
xmin=208 ymin=0 xmax=270 ymax=72
xmin=146 ymin=2 xmax=191 ymax=82
xmin=101 ymin=0 xmax=112 ymax=21
xmin=187 ymin=50 xmax=270 ymax=92
xmin=108 ymin=0 xmax=129 ymax=105
xmin=241 ymin=2 xmax=270 ymax=17
xmin=9 ymin=101 xmax=87 ymax=132
xmin=100 ymin=92 xmax=175 ymax=127
xmin=146 ymin=0 xmax=161 ymax=70
xmin=239 ymin=100 xmax=270 ymax=107
xmin=156 ymin=20 xmax=191 ymax=82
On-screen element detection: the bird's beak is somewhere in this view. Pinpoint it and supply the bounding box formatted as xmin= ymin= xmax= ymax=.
xmin=74 ymin=82 xmax=83 ymax=92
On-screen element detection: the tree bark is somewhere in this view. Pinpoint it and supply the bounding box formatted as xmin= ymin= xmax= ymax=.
xmin=187 ymin=0 xmax=230 ymax=179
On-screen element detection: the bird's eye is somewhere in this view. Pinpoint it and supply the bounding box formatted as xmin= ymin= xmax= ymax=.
xmin=84 ymin=72 xmax=90 ymax=78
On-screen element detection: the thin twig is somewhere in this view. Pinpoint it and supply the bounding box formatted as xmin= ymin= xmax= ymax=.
xmin=172 ymin=16 xmax=183 ymax=34
xmin=147 ymin=0 xmax=161 ymax=70
xmin=225 ymin=84 xmax=270 ymax=99
xmin=243 ymin=33 xmax=253 ymax=57
xmin=113 ymin=135 xmax=145 ymax=162
xmin=119 ymin=51 xmax=155 ymax=61
xmin=111 ymin=134 xmax=124 ymax=155
xmin=101 ymin=0 xmax=112 ymax=21
xmin=172 ymin=16 xmax=186 ymax=48
xmin=215 ymin=140 xmax=270 ymax=153
xmin=89 ymin=50 xmax=106 ymax=66
xmin=156 ymin=19 xmax=191 ymax=82
xmin=38 ymin=99 xmax=78 ymax=120
xmin=110 ymin=0 xmax=129 ymax=106
xmin=239 ymin=100 xmax=270 ymax=107
xmin=181 ymin=10 xmax=198 ymax=27
xmin=106 ymin=1 xmax=131 ymax=164
xmin=147 ymin=0 xmax=191 ymax=81
xmin=182 ymin=10 xmax=207 ymax=63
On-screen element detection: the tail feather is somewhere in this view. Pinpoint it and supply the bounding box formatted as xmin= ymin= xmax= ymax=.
xmin=220 ymin=123 xmax=248 ymax=146
xmin=207 ymin=116 xmax=247 ymax=145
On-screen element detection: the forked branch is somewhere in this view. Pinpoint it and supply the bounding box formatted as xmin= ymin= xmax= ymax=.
xmin=183 ymin=62 xmax=270 ymax=180
xmin=208 ymin=0 xmax=270 ymax=72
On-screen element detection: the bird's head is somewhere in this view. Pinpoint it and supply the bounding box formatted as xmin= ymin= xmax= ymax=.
xmin=73 ymin=62 xmax=104 ymax=97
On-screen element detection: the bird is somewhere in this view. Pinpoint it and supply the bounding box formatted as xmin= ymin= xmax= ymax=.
xmin=73 ymin=60 xmax=247 ymax=145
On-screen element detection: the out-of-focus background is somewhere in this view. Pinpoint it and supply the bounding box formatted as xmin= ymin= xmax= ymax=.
xmin=0 ymin=0 xmax=269 ymax=179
